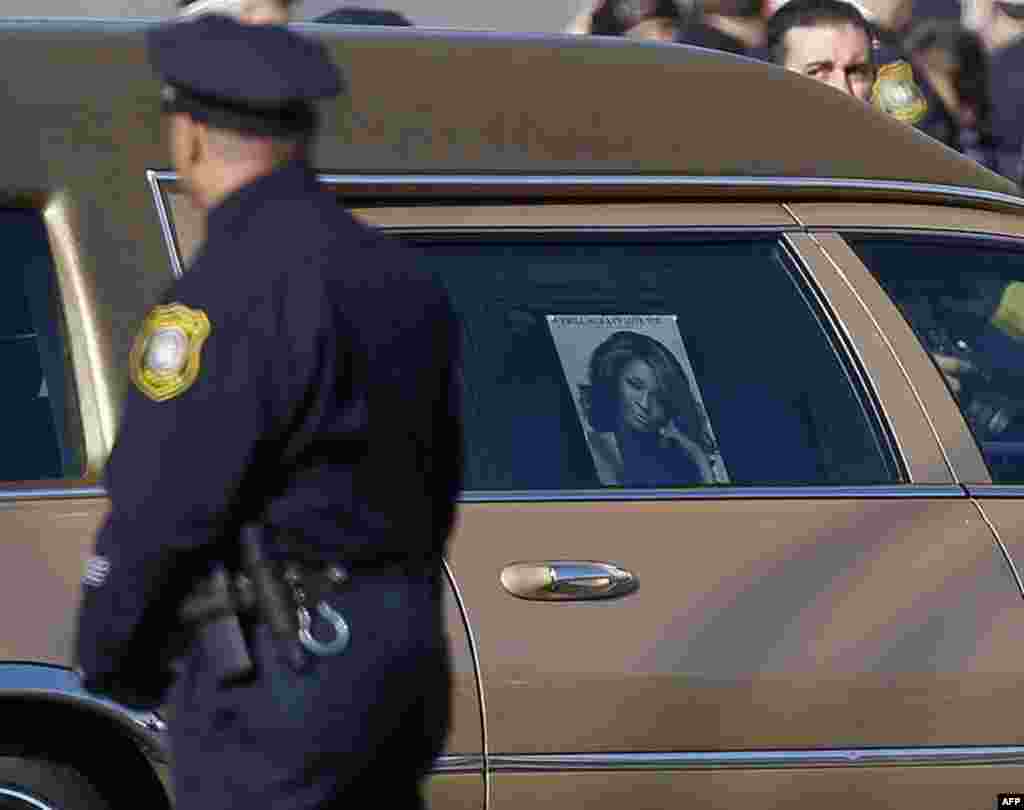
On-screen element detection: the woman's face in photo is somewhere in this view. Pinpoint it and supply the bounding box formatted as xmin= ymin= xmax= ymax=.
xmin=617 ymin=357 xmax=667 ymax=433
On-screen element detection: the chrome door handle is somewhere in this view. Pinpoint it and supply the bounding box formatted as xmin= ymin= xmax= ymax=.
xmin=500 ymin=561 xmax=639 ymax=601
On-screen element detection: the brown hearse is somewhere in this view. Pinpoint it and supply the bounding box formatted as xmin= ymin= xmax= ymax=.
xmin=2 ymin=16 xmax=1024 ymax=810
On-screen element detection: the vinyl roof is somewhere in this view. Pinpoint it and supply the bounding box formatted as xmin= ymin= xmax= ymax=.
xmin=0 ymin=20 xmax=1016 ymax=200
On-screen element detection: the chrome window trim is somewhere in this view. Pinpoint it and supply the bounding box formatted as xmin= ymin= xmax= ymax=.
xmin=781 ymin=233 xmax=908 ymax=482
xmin=145 ymin=170 xmax=185 ymax=279
xmin=146 ymin=170 xmax=1024 ymax=210
xmin=459 ymin=485 xmax=963 ymax=502
xmin=0 ymin=479 xmax=968 ymax=504
xmin=366 ymin=225 xmax=795 ymax=236
xmin=822 ymin=228 xmax=1024 ymax=244
xmin=0 ymin=484 xmax=106 ymax=501
xmin=969 ymin=485 xmax=1024 ymax=497
xmin=433 ymin=755 xmax=484 ymax=775
xmin=488 ymin=747 xmax=1024 ymax=772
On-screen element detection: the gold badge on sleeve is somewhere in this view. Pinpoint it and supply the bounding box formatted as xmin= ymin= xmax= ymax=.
xmin=129 ymin=303 xmax=211 ymax=401
xmin=871 ymin=60 xmax=928 ymax=125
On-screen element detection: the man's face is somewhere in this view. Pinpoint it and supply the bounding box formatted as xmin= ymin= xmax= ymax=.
xmin=782 ymin=22 xmax=875 ymax=100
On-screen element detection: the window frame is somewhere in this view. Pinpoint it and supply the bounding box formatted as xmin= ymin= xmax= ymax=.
xmin=0 ymin=194 xmax=93 ymax=487
xmin=145 ymin=176 xmax=959 ymax=501
xmin=391 ymin=227 xmax=905 ymax=499
xmin=840 ymin=228 xmax=1024 ymax=491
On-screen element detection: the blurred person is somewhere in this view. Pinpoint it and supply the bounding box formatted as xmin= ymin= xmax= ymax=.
xmin=565 ymin=0 xmax=689 ymax=42
xmin=690 ymin=0 xmax=767 ymax=53
xmin=177 ymin=0 xmax=296 ymax=23
xmin=906 ymin=20 xmax=999 ymax=167
xmin=566 ymin=0 xmax=758 ymax=53
xmin=766 ymin=0 xmax=957 ymax=142
xmin=315 ymin=8 xmax=412 ymax=25
xmin=76 ymin=14 xmax=461 ymax=810
xmin=971 ymin=0 xmax=1024 ymax=179
xmin=856 ymin=0 xmax=961 ymax=143
xmin=765 ymin=0 xmax=878 ymax=99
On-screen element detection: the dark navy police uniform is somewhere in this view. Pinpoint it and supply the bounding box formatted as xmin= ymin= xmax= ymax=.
xmin=74 ymin=16 xmax=462 ymax=809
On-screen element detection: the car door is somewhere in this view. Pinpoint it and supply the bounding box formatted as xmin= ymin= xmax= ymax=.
xmin=359 ymin=198 xmax=1024 ymax=810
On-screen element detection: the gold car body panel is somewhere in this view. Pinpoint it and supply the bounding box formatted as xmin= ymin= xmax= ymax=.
xmin=454 ymin=496 xmax=1022 ymax=806
xmin=360 ymin=205 xmax=1024 ymax=806
xmin=0 ymin=492 xmax=108 ymax=664
xmin=489 ymin=766 xmax=1024 ymax=810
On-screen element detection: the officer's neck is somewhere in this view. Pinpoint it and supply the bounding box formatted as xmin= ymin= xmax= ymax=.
xmin=195 ymin=157 xmax=289 ymax=212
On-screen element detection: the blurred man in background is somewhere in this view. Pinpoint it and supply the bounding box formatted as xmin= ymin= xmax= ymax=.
xmin=906 ymin=20 xmax=998 ymax=168
xmin=314 ymin=7 xmax=412 ymax=24
xmin=765 ymin=0 xmax=877 ymax=99
xmin=566 ymin=0 xmax=688 ymax=42
xmin=688 ymin=0 xmax=766 ymax=53
xmin=566 ymin=0 xmax=761 ymax=53
xmin=970 ymin=0 xmax=1024 ymax=179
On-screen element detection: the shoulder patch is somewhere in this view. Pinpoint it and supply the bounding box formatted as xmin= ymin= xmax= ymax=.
xmin=130 ymin=303 xmax=211 ymax=401
xmin=872 ymin=60 xmax=928 ymax=125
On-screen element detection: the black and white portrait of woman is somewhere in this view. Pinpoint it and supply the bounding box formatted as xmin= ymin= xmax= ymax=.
xmin=548 ymin=316 xmax=729 ymax=488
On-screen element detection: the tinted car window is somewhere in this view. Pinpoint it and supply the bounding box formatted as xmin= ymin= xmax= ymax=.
xmin=0 ymin=209 xmax=82 ymax=481
xmin=412 ymin=236 xmax=899 ymax=492
xmin=850 ymin=236 xmax=1024 ymax=484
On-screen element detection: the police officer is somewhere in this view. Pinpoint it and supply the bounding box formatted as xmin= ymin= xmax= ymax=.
xmin=871 ymin=19 xmax=960 ymax=147
xmin=74 ymin=15 xmax=462 ymax=809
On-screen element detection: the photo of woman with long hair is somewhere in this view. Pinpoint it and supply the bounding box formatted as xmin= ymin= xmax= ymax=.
xmin=576 ymin=329 xmax=726 ymax=487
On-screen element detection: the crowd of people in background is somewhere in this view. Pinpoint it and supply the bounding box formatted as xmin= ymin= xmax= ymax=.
xmin=566 ymin=0 xmax=1024 ymax=184
xmin=178 ymin=0 xmax=1024 ymax=186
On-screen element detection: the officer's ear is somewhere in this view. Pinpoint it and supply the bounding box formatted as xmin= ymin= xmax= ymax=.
xmin=166 ymin=112 xmax=201 ymax=174
xmin=190 ymin=119 xmax=207 ymax=168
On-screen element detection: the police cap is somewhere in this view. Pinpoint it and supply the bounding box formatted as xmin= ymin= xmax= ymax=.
xmin=147 ymin=14 xmax=345 ymax=136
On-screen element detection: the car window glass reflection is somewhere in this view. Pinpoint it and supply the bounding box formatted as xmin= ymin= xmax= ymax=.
xmin=413 ymin=237 xmax=899 ymax=492
xmin=851 ymin=236 xmax=1024 ymax=484
xmin=0 ymin=209 xmax=82 ymax=481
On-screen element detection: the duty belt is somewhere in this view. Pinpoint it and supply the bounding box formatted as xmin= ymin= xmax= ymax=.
xmin=180 ymin=525 xmax=356 ymax=682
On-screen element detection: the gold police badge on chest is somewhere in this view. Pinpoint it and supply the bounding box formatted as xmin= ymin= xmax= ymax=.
xmin=871 ymin=60 xmax=928 ymax=125
xmin=130 ymin=303 xmax=211 ymax=401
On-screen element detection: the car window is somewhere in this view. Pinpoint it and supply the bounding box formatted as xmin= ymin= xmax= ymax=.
xmin=0 ymin=209 xmax=82 ymax=481
xmin=409 ymin=236 xmax=899 ymax=492
xmin=849 ymin=235 xmax=1024 ymax=484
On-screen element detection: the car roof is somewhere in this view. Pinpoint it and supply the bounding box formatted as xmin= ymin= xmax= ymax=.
xmin=0 ymin=18 xmax=1016 ymax=206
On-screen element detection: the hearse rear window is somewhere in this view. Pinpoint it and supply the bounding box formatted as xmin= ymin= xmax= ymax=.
xmin=0 ymin=209 xmax=82 ymax=481
xmin=413 ymin=237 xmax=900 ymax=493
